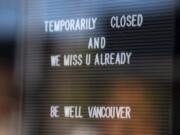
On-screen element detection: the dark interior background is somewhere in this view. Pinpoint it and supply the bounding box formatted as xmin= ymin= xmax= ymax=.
xmin=174 ymin=0 xmax=180 ymax=134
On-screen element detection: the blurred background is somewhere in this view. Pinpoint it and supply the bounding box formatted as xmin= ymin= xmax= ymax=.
xmin=0 ymin=0 xmax=19 ymax=135
xmin=0 ymin=0 xmax=179 ymax=135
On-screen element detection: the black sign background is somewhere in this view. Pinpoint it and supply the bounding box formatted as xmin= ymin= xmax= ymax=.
xmin=21 ymin=1 xmax=174 ymax=135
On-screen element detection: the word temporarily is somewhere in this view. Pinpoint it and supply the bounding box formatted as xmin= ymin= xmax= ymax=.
xmin=44 ymin=17 xmax=97 ymax=32
xmin=50 ymin=105 xmax=131 ymax=119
